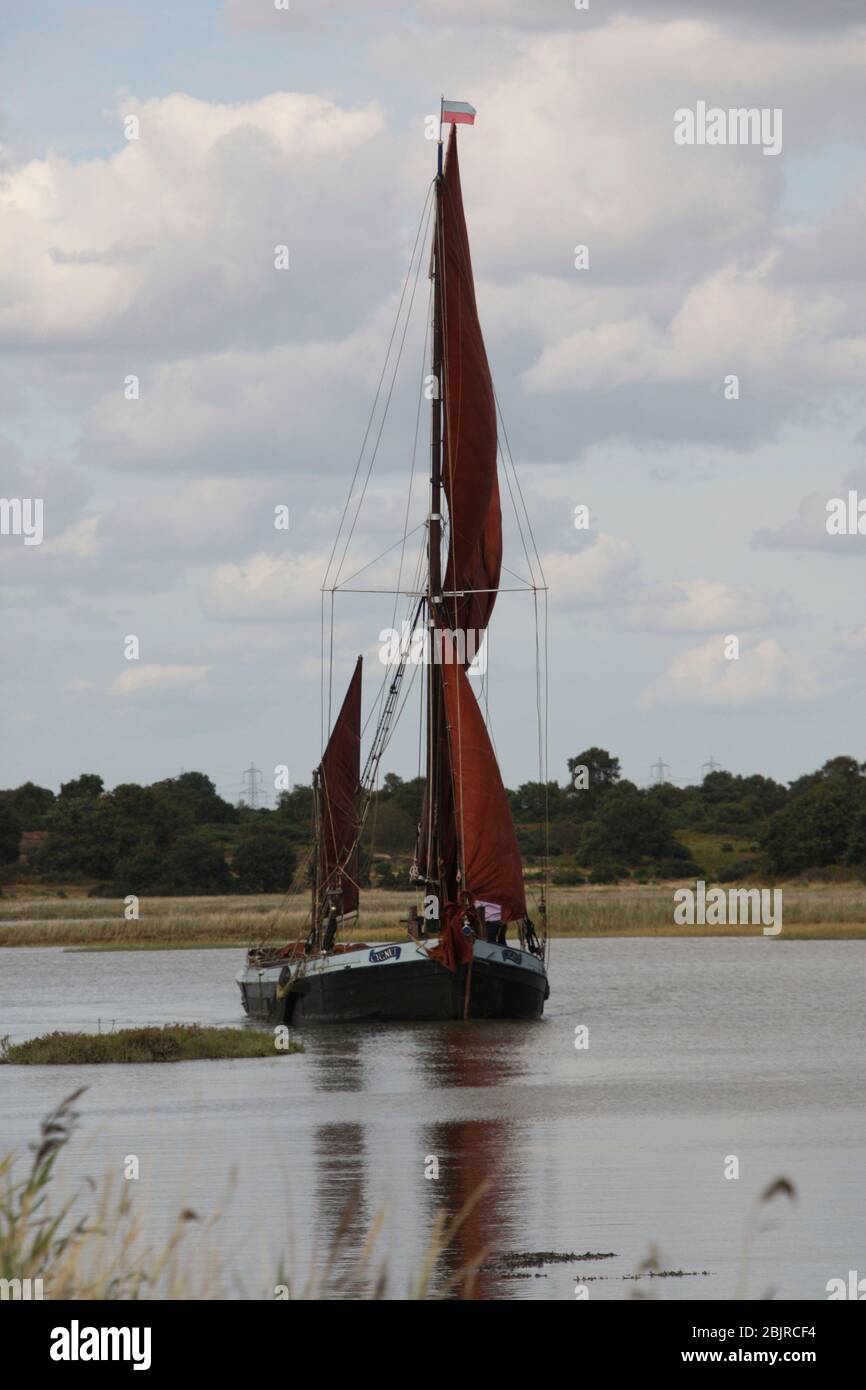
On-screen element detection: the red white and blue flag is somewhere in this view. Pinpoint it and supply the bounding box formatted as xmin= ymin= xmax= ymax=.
xmin=442 ymin=100 xmax=476 ymax=126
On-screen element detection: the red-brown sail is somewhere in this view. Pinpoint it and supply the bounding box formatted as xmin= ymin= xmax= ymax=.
xmin=419 ymin=127 xmax=525 ymax=959
xmin=318 ymin=656 xmax=362 ymax=915
xmin=424 ymin=662 xmax=526 ymax=973
xmin=441 ymin=660 xmax=526 ymax=922
xmin=439 ymin=124 xmax=502 ymax=643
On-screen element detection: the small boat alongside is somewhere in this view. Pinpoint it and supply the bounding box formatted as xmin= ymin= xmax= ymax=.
xmin=238 ymin=100 xmax=551 ymax=1026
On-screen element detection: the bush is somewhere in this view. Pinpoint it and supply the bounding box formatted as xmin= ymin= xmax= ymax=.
xmin=588 ymin=862 xmax=627 ymax=884
xmin=365 ymin=801 xmax=414 ymax=855
xmin=517 ymin=827 xmax=547 ymax=856
xmin=112 ymin=837 xmax=232 ymax=896
xmin=716 ymin=861 xmax=758 ymax=883
xmin=651 ymin=857 xmax=702 ymax=879
xmin=373 ymin=859 xmax=398 ymax=888
xmin=0 ymin=795 xmax=24 ymax=862
xmin=846 ymin=807 xmax=866 ymax=866
xmin=1 ymin=1025 xmax=303 ymax=1065
xmin=233 ymin=835 xmax=296 ymax=893
xmin=110 ymin=847 xmax=164 ymax=896
xmin=762 ymin=778 xmax=858 ymax=874
xmin=584 ymin=783 xmax=680 ymax=866
xmin=547 ymin=821 xmax=581 ymax=853
xmin=552 ymin=867 xmax=585 ymax=885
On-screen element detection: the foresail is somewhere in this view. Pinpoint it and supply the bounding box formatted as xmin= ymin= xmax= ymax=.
xmin=318 ymin=656 xmax=362 ymax=915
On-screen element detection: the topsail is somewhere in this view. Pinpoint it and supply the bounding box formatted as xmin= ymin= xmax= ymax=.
xmin=438 ymin=124 xmax=502 ymax=645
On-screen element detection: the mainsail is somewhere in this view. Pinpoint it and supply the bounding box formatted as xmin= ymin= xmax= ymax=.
xmin=440 ymin=661 xmax=526 ymax=922
xmin=317 ymin=655 xmax=362 ymax=916
xmin=419 ymin=124 xmax=526 ymax=949
xmin=439 ymin=123 xmax=502 ymax=642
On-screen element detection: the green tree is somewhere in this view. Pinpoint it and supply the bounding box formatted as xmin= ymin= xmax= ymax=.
xmin=110 ymin=783 xmax=181 ymax=850
xmin=565 ymin=747 xmax=620 ymax=817
xmin=381 ymin=774 xmax=425 ymax=823
xmin=233 ymin=835 xmax=297 ymax=893
xmin=846 ymin=807 xmax=866 ymax=867
xmin=276 ymin=785 xmax=315 ymax=838
xmin=160 ymin=836 xmax=232 ymax=893
xmin=0 ymin=800 xmax=22 ymax=864
xmin=819 ymin=756 xmax=864 ymax=784
xmin=59 ymin=773 xmax=104 ymax=801
xmin=152 ymin=772 xmax=237 ymax=826
xmin=32 ymin=796 xmax=120 ymax=878
xmin=738 ymin=773 xmax=788 ymax=817
xmin=762 ymin=778 xmax=859 ymax=874
xmin=113 ymin=836 xmax=232 ymax=895
xmin=7 ymin=782 xmax=56 ymax=825
xmin=510 ymin=781 xmax=566 ymax=821
xmin=365 ymin=801 xmax=414 ymax=855
xmin=585 ymin=782 xmax=679 ymax=866
xmin=111 ymin=847 xmax=165 ymax=896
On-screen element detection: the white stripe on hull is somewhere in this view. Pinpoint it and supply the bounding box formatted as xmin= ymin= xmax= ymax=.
xmin=235 ymin=937 xmax=546 ymax=990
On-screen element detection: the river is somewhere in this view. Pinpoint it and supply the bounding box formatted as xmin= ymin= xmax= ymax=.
xmin=0 ymin=938 xmax=863 ymax=1300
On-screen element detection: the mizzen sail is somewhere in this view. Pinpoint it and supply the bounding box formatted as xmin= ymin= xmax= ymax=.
xmin=317 ymin=656 xmax=362 ymax=915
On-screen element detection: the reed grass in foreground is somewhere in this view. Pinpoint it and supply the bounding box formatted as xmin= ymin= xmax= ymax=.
xmin=0 ymin=1091 xmax=488 ymax=1299
xmin=1 ymin=884 xmax=865 ymax=948
xmin=0 ymin=1092 xmax=799 ymax=1300
xmin=0 ymin=1025 xmax=301 ymax=1065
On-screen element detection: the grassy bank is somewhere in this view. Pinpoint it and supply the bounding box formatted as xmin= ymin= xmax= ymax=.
xmin=0 ymin=1025 xmax=302 ymax=1065
xmin=1 ymin=883 xmax=865 ymax=948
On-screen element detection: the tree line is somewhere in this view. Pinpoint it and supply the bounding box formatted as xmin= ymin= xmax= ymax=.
xmin=1 ymin=750 xmax=864 ymax=895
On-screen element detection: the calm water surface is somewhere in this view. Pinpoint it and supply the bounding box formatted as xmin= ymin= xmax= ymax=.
xmin=0 ymin=939 xmax=863 ymax=1300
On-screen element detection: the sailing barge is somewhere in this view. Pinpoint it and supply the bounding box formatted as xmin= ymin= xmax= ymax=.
xmin=237 ymin=103 xmax=549 ymax=1025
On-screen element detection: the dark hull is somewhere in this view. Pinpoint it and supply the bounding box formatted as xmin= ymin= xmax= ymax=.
xmin=239 ymin=952 xmax=547 ymax=1026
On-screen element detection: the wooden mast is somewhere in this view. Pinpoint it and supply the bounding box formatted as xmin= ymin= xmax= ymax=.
xmin=426 ymin=102 xmax=445 ymax=918
xmin=310 ymin=765 xmax=321 ymax=951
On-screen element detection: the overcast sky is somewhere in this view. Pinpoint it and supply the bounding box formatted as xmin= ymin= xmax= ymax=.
xmin=1 ymin=0 xmax=865 ymax=801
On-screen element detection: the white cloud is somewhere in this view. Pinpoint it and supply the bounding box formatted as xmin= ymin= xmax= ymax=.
xmin=523 ymin=261 xmax=866 ymax=393
xmin=754 ymin=489 xmax=866 ymax=554
xmin=111 ymin=663 xmax=211 ymax=696
xmin=78 ymin=323 xmax=386 ymax=473
xmin=224 ymin=0 xmax=863 ymax=32
xmin=541 ymin=535 xmax=640 ymax=605
xmin=638 ymin=635 xmax=828 ymax=708
xmin=41 ymin=516 xmax=100 ymax=559
xmin=0 ymin=91 xmax=384 ymax=350
xmin=626 ymin=578 xmax=799 ymax=632
xmin=204 ymin=552 xmax=327 ymax=620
